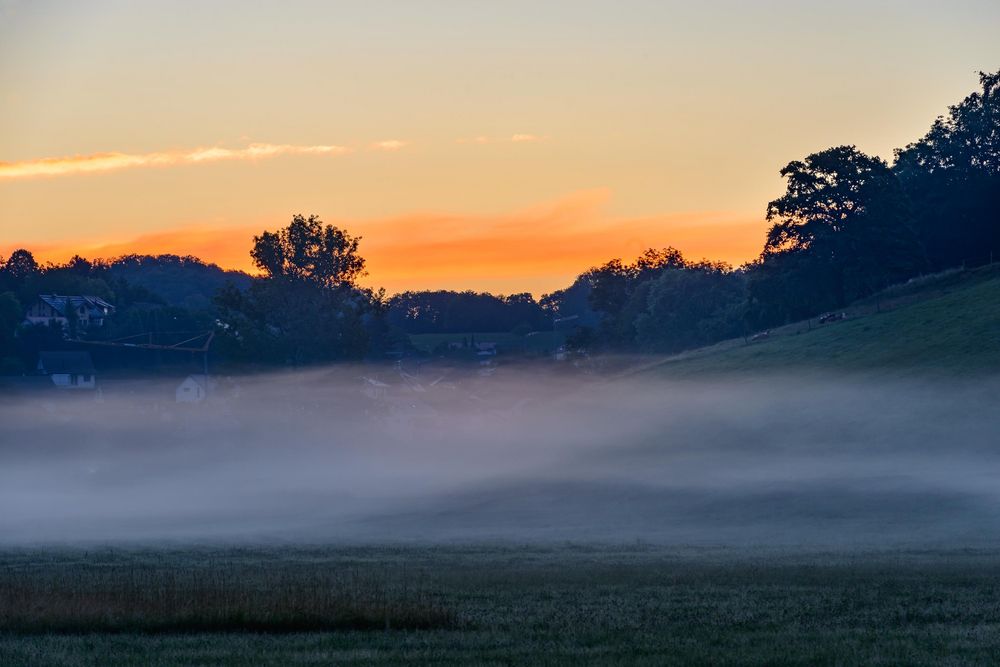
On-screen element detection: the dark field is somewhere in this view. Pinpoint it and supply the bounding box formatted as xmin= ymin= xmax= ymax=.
xmin=0 ymin=551 xmax=452 ymax=635
xmin=5 ymin=545 xmax=1000 ymax=665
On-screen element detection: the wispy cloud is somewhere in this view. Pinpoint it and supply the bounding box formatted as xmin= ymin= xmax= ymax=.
xmin=0 ymin=142 xmax=352 ymax=180
xmin=457 ymin=133 xmax=548 ymax=145
xmin=369 ymin=139 xmax=409 ymax=152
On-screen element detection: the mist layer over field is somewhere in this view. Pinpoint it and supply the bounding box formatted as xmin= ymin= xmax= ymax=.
xmin=3 ymin=367 xmax=999 ymax=546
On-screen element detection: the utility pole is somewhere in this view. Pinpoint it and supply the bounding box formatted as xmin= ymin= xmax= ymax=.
xmin=202 ymin=347 xmax=210 ymax=398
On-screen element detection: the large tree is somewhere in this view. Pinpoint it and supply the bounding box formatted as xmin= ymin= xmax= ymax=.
xmin=894 ymin=69 xmax=1000 ymax=269
xmin=3 ymin=249 xmax=39 ymax=283
xmin=764 ymin=145 xmax=921 ymax=308
xmin=216 ymin=215 xmax=379 ymax=364
xmin=251 ymin=214 xmax=366 ymax=289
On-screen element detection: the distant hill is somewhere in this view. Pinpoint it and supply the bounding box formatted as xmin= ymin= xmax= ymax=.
xmin=633 ymin=264 xmax=1000 ymax=378
xmin=105 ymin=254 xmax=252 ymax=311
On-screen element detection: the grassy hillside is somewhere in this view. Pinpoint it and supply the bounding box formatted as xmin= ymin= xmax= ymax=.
xmin=643 ymin=265 xmax=1000 ymax=378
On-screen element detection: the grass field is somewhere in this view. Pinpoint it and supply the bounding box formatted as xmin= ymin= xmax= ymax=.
xmin=0 ymin=554 xmax=452 ymax=635
xmin=640 ymin=264 xmax=1000 ymax=378
xmin=5 ymin=545 xmax=1000 ymax=665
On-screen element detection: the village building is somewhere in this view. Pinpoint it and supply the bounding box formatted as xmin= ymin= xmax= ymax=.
xmin=36 ymin=351 xmax=98 ymax=389
xmin=24 ymin=294 xmax=115 ymax=331
xmin=176 ymin=374 xmax=213 ymax=403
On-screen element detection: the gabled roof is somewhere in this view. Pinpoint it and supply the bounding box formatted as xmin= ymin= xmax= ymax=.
xmin=36 ymin=294 xmax=115 ymax=316
xmin=180 ymin=374 xmax=210 ymax=389
xmin=37 ymin=351 xmax=97 ymax=375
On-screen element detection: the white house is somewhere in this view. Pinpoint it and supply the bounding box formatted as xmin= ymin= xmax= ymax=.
xmin=24 ymin=294 xmax=115 ymax=331
xmin=36 ymin=351 xmax=97 ymax=389
xmin=176 ymin=374 xmax=212 ymax=403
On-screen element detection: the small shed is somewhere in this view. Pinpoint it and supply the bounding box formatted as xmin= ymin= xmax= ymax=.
xmin=176 ymin=374 xmax=211 ymax=403
xmin=37 ymin=351 xmax=97 ymax=389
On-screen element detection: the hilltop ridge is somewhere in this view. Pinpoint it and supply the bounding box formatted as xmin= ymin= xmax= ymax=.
xmin=634 ymin=264 xmax=1000 ymax=378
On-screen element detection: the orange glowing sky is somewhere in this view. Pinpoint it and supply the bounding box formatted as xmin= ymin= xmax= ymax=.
xmin=1 ymin=1 xmax=998 ymax=295
xmin=6 ymin=190 xmax=762 ymax=294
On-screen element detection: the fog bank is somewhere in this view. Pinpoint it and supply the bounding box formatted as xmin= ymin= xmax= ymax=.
xmin=3 ymin=366 xmax=999 ymax=546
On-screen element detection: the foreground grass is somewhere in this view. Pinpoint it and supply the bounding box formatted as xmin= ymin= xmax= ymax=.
xmin=5 ymin=545 xmax=1000 ymax=665
xmin=0 ymin=557 xmax=452 ymax=634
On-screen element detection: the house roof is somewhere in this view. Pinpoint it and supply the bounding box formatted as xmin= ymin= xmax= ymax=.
xmin=36 ymin=294 xmax=115 ymax=317
xmin=180 ymin=374 xmax=210 ymax=389
xmin=37 ymin=351 xmax=97 ymax=375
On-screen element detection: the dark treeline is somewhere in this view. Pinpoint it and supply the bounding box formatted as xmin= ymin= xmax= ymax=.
xmin=386 ymin=291 xmax=549 ymax=335
xmin=104 ymin=254 xmax=252 ymax=311
xmin=0 ymin=253 xmax=242 ymax=373
xmin=1 ymin=69 xmax=997 ymax=370
xmin=544 ymin=70 xmax=1000 ymax=353
xmin=546 ymin=249 xmax=747 ymax=354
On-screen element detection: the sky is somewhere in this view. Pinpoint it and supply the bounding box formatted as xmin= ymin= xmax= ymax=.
xmin=1 ymin=0 xmax=998 ymax=295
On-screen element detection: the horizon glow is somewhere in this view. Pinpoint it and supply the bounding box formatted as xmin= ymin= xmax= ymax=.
xmin=1 ymin=0 xmax=998 ymax=294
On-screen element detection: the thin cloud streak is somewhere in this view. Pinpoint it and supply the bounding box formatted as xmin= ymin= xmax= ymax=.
xmin=369 ymin=139 xmax=409 ymax=151
xmin=0 ymin=143 xmax=352 ymax=180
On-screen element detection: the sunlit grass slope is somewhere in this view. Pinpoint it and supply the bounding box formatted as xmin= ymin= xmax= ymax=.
xmin=647 ymin=265 xmax=1000 ymax=377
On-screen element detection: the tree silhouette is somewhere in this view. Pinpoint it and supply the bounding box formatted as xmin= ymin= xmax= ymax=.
xmin=765 ymin=146 xmax=921 ymax=307
xmin=216 ymin=215 xmax=378 ymax=364
xmin=3 ymin=249 xmax=39 ymax=282
xmin=894 ymin=69 xmax=1000 ymax=268
xmin=251 ymin=214 xmax=365 ymax=289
